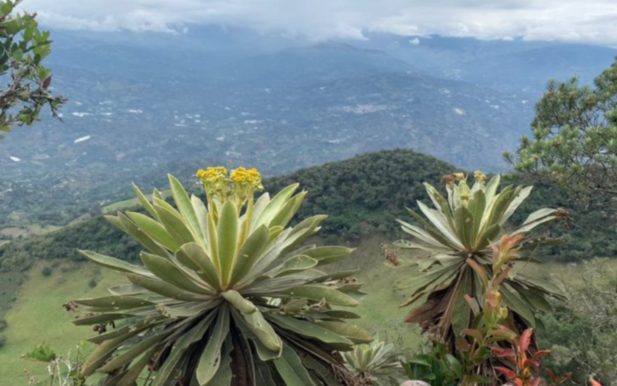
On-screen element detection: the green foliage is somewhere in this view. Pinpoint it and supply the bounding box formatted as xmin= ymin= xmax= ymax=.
xmin=395 ymin=173 xmax=565 ymax=345
xmin=24 ymin=341 xmax=88 ymax=386
xmin=41 ymin=266 xmax=52 ymax=277
xmin=505 ymin=175 xmax=617 ymax=261
xmin=403 ymin=344 xmax=462 ymax=386
xmin=537 ymin=260 xmax=617 ymax=385
xmin=23 ymin=342 xmax=57 ymax=362
xmin=0 ymin=0 xmax=65 ymax=135
xmin=506 ymin=59 xmax=617 ymax=203
xmin=69 ymin=172 xmax=371 ymax=385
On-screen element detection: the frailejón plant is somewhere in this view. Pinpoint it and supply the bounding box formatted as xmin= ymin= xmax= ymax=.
xmin=69 ymin=166 xmax=371 ymax=385
xmin=396 ymin=172 xmax=566 ymax=344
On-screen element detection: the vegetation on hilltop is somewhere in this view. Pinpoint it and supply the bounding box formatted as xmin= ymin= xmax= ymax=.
xmin=0 ymin=216 xmax=139 ymax=272
xmin=265 ymin=149 xmax=454 ymax=239
xmin=0 ymin=149 xmax=614 ymax=275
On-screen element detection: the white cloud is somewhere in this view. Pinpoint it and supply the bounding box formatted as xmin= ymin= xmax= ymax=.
xmin=22 ymin=0 xmax=617 ymax=46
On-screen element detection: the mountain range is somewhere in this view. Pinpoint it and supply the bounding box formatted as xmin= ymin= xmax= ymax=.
xmin=0 ymin=26 xmax=614 ymax=229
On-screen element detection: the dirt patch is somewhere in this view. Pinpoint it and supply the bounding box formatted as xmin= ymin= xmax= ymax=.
xmin=0 ymin=227 xmax=27 ymax=239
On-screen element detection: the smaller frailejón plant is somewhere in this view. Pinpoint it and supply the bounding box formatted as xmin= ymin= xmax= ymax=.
xmin=69 ymin=167 xmax=371 ymax=385
xmin=396 ymin=172 xmax=565 ymax=345
xmin=342 ymin=338 xmax=404 ymax=385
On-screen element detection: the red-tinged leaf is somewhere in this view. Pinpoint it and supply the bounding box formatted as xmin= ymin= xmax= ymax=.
xmin=532 ymin=349 xmax=552 ymax=360
xmin=529 ymin=378 xmax=543 ymax=386
xmin=519 ymin=328 xmax=534 ymax=353
xmin=524 ymin=358 xmax=540 ymax=369
xmin=495 ymin=366 xmax=517 ymax=379
xmin=589 ymin=377 xmax=602 ymax=386
xmin=491 ymin=346 xmax=515 ymax=358
xmin=42 ymin=76 xmax=51 ymax=89
xmin=487 ymin=290 xmax=500 ymax=309
xmin=466 ymin=258 xmax=488 ymax=286
xmin=462 ymin=328 xmax=483 ymax=342
xmin=544 ymin=368 xmax=557 ymax=378
xmin=464 ymin=294 xmax=480 ymax=316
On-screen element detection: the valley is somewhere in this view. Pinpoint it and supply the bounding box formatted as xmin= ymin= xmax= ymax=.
xmin=0 ymin=30 xmax=614 ymax=233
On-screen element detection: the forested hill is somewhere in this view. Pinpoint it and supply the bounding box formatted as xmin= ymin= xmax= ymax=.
xmin=265 ymin=149 xmax=453 ymax=237
xmin=0 ymin=149 xmax=613 ymax=274
xmin=0 ymin=150 xmax=447 ymax=270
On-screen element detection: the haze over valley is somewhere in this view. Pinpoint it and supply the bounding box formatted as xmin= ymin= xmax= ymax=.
xmin=0 ymin=27 xmax=614 ymax=229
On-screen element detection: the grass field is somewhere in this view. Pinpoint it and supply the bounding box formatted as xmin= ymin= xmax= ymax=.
xmin=0 ymin=261 xmax=123 ymax=384
xmin=0 ymin=236 xmax=420 ymax=384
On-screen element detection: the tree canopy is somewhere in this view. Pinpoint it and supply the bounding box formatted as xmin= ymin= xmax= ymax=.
xmin=505 ymin=59 xmax=617 ymax=204
xmin=0 ymin=0 xmax=64 ymax=136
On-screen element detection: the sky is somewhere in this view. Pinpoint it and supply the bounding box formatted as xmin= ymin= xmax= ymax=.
xmin=24 ymin=0 xmax=617 ymax=46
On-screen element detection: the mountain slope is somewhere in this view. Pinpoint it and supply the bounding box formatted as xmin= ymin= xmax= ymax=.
xmin=360 ymin=33 xmax=617 ymax=95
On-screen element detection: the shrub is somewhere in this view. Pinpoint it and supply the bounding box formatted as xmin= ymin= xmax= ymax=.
xmin=23 ymin=342 xmax=57 ymax=362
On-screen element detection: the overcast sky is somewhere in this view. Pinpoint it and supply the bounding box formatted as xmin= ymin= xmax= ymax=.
xmin=23 ymin=0 xmax=617 ymax=46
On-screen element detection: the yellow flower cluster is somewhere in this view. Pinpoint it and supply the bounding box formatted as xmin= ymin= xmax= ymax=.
xmin=230 ymin=167 xmax=263 ymax=190
xmin=196 ymin=166 xmax=228 ymax=185
xmin=196 ymin=166 xmax=263 ymax=204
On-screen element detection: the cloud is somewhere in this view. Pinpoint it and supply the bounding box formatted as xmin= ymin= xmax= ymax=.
xmin=22 ymin=0 xmax=617 ymax=46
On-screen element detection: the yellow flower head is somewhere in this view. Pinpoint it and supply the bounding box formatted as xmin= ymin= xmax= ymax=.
xmin=196 ymin=166 xmax=227 ymax=183
xmin=196 ymin=166 xmax=228 ymax=199
xmin=230 ymin=167 xmax=263 ymax=191
xmin=473 ymin=170 xmax=487 ymax=184
xmin=196 ymin=166 xmax=263 ymax=206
